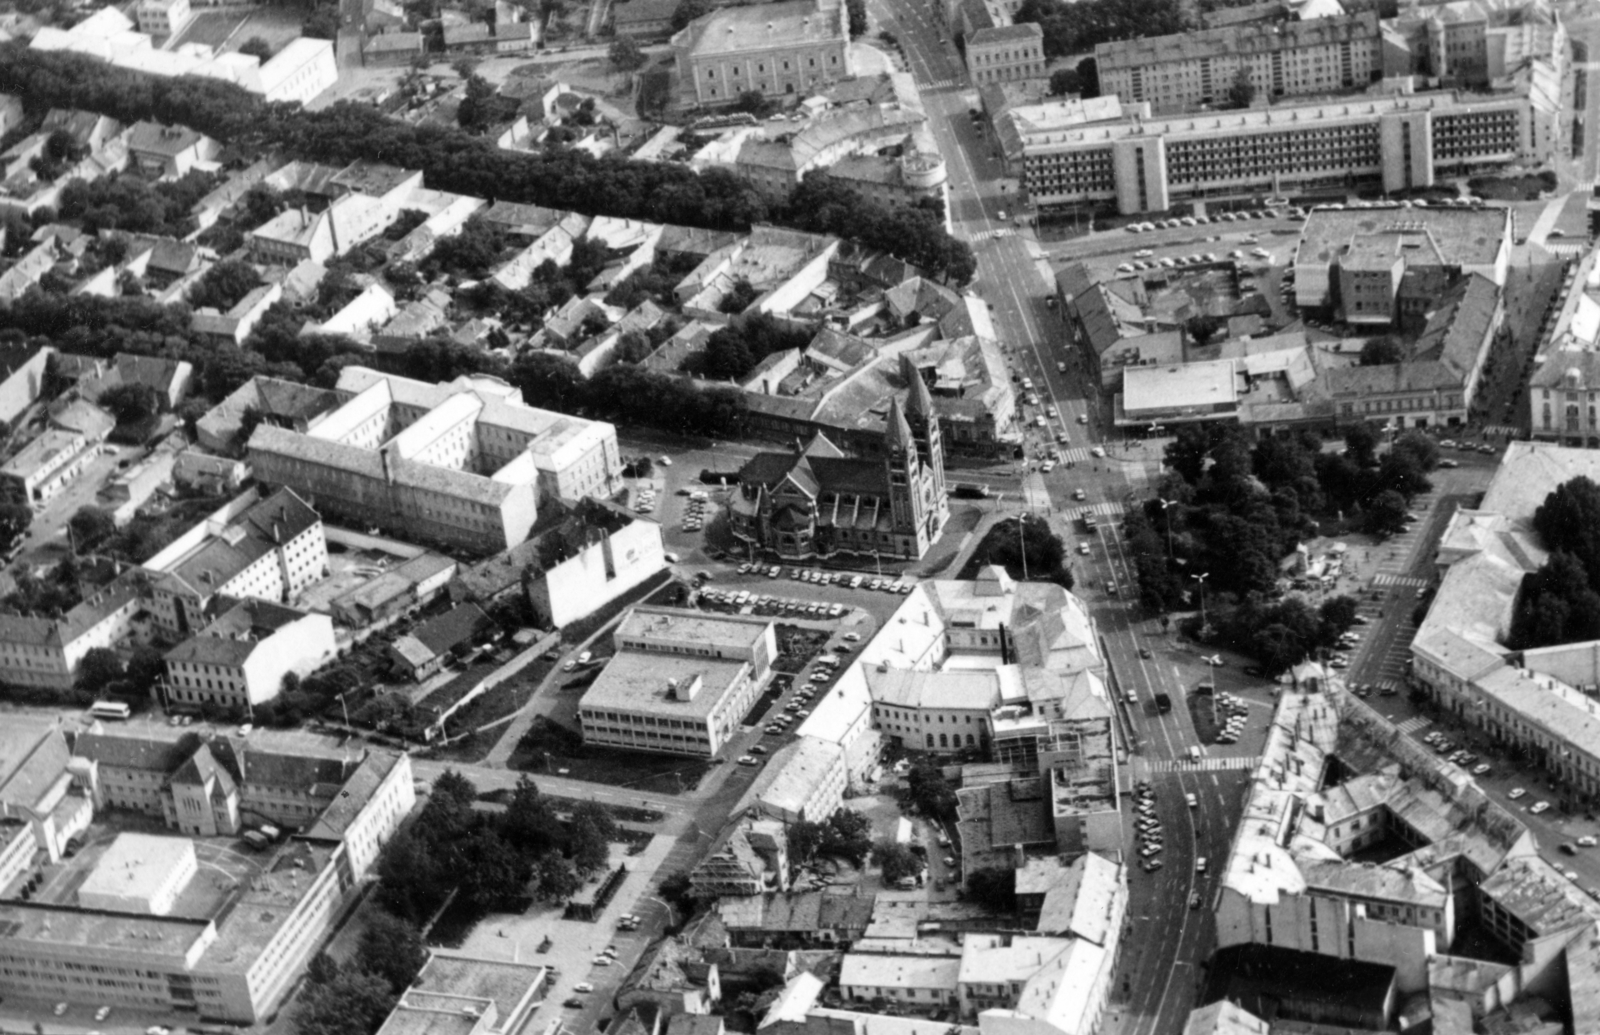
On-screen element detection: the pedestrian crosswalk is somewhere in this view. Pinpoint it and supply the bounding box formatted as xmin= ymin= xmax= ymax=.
xmin=1482 ymin=425 xmax=1521 ymax=438
xmin=1373 ymin=573 xmax=1429 ymax=589
xmin=1149 ymin=756 xmax=1263 ymax=773
xmin=976 ymin=228 xmax=1016 ymax=240
xmin=1076 ymin=501 xmax=1125 ymax=520
xmin=1394 ymin=715 xmax=1431 ymax=735
xmin=920 ymin=77 xmax=961 ymax=89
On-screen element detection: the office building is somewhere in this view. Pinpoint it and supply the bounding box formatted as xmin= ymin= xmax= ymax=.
xmin=579 ymin=607 xmax=777 ymax=757
xmin=1095 ymin=13 xmax=1382 ymax=114
xmin=247 ymin=367 xmax=620 ymax=553
xmin=673 ymin=0 xmax=853 ymax=106
xmin=1017 ymin=90 xmax=1549 ymax=215
xmin=0 ymin=729 xmax=414 ymax=1023
xmin=1383 ymin=0 xmax=1567 ymax=88
xmin=1292 ymin=204 xmax=1511 ymax=317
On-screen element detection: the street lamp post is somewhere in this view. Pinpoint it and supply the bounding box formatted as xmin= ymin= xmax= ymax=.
xmin=1196 ymin=571 xmax=1210 ymax=632
xmin=1157 ymin=497 xmax=1176 ymax=559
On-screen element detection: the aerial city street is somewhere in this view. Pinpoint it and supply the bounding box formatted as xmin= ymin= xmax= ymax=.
xmin=2 ymin=0 xmax=1600 ymax=1033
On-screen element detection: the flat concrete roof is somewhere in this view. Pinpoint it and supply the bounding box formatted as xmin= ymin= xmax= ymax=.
xmin=581 ymin=651 xmax=748 ymax=721
xmin=1123 ymin=360 xmax=1238 ymax=415
xmin=77 ymin=833 xmax=194 ymax=912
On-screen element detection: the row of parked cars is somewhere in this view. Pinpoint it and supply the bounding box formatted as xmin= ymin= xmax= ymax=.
xmin=1123 ymin=209 xmax=1294 ymax=233
xmin=701 ymin=589 xmax=846 ymax=619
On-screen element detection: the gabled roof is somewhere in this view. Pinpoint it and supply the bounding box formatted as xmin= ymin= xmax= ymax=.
xmin=72 ymin=732 xmax=195 ymax=773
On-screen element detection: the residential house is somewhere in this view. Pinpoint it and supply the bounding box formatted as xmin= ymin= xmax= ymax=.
xmin=388 ymin=603 xmax=495 ymax=680
xmin=164 ymin=600 xmax=337 ymax=710
xmin=126 ymin=121 xmax=219 ymax=178
xmin=191 ymin=283 xmax=283 ymax=345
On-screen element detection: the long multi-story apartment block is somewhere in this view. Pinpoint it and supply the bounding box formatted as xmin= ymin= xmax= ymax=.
xmin=1095 ymin=13 xmax=1383 ymax=114
xmin=1017 ymin=90 xmax=1549 ymax=215
xmin=246 ymin=367 xmax=620 ymax=553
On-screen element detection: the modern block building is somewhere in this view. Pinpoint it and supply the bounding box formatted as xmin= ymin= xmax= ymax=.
xmin=0 ymin=728 xmax=415 ymax=1024
xmin=1017 ymin=90 xmax=1550 ymax=215
xmin=247 ymin=367 xmax=620 ymax=553
xmin=673 ymin=0 xmax=853 ymax=106
xmin=579 ymin=607 xmax=777 ymax=757
xmin=1095 ymin=13 xmax=1383 ymax=114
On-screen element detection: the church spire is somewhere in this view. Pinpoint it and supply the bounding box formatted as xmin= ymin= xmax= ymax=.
xmin=886 ymin=396 xmax=915 ymax=451
xmin=901 ymin=354 xmax=934 ymax=422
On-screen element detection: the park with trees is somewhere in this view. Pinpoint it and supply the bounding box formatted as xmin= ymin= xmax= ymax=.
xmin=1119 ymin=422 xmax=1439 ymax=671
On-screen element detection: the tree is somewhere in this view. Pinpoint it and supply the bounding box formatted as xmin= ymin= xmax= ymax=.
xmin=1366 ymin=488 xmax=1410 ymax=537
xmin=76 ymin=647 xmax=125 ymax=692
xmin=1534 ymin=476 xmax=1600 ymax=587
xmin=503 ymin=775 xmax=560 ymax=853
xmin=1225 ymin=66 xmax=1256 ymax=108
xmin=671 ymin=0 xmax=714 ymax=31
xmin=302 ymin=5 xmax=341 ymax=38
xmin=1343 ymin=423 xmax=1380 ymax=467
xmin=238 ymin=36 xmax=274 ymax=61
xmin=1360 ymin=335 xmax=1405 ymax=366
xmin=69 ymin=506 xmax=116 ymax=550
xmin=609 ymin=35 xmax=647 ymax=71
xmin=188 ymin=259 xmax=260 ymax=312
xmin=458 ymin=827 xmax=528 ymax=908
xmin=375 ymin=831 xmax=447 ymax=921
xmin=1076 ymin=56 xmax=1100 ymax=98
xmin=356 ymin=910 xmax=427 ymax=994
xmin=819 ymin=809 xmax=873 ymax=864
xmin=787 ymin=820 xmax=826 ymax=862
xmin=871 ymin=841 xmax=920 ymax=884
xmin=1390 ymin=431 xmax=1440 ymax=474
xmin=1319 ymin=595 xmax=1360 ymax=634
xmin=532 ymin=851 xmax=581 ymax=901
xmin=459 ymin=74 xmax=516 ymax=134
xmin=1049 ymin=66 xmax=1081 ymax=96
xmin=904 ymin=763 xmax=958 ymax=825
xmin=98 ymin=382 xmax=162 ymax=424
xmin=1186 ymin=313 xmax=1224 ymax=345
xmin=294 ymin=967 xmax=396 ymax=1035
xmin=306 ymin=952 xmax=340 ymax=987
xmin=966 ymin=866 xmax=1016 ymax=913
xmin=846 ymin=0 xmax=868 ymax=37
xmin=718 ymin=278 xmax=760 ymax=314
xmin=985 ymin=514 xmax=1071 ymax=587
xmin=1512 ymin=551 xmax=1600 ymax=649
xmin=0 ymin=503 xmax=31 ymax=543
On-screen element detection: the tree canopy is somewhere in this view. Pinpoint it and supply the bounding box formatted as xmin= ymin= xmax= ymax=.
xmin=1015 ymin=0 xmax=1184 ymax=58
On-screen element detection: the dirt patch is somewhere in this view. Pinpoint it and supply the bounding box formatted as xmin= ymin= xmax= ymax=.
xmin=171 ymin=9 xmax=248 ymax=48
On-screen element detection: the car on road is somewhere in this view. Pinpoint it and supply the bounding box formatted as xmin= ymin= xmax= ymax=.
xmin=1139 ymin=646 xmax=1152 ymax=659
xmin=1091 ymin=446 xmax=1106 ymax=458
xmin=593 ymin=956 xmax=612 ymax=966
xmin=1190 ymin=892 xmax=1202 ymax=909
xmin=95 ymin=1007 xmax=111 ymax=1022
xmin=54 ymin=1004 xmax=68 ymax=1017
xmin=1077 ymin=542 xmax=1090 ymax=555
xmin=1532 ymin=801 xmax=1552 ymax=814
xmin=1185 ymin=793 xmax=1198 ymax=808
xmin=737 ymin=756 xmax=760 ymax=766
xmin=1473 ymin=763 xmax=1491 ymax=775
xmin=574 ymin=983 xmax=594 ymax=993
xmin=564 ymin=999 xmax=585 ymax=1008
xmin=1581 ymin=837 xmax=1598 ymax=847
xmin=1510 ymin=788 xmax=1527 ymax=799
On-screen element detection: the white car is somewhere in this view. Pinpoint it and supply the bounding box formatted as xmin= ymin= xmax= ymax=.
xmin=1090 ymin=446 xmax=1107 ymax=458
xmin=658 ymin=455 xmax=672 ymax=465
xmin=574 ymin=983 xmax=595 ymax=994
xmin=1510 ymin=788 xmax=1527 ymax=799
xmin=1531 ymin=801 xmax=1551 ymax=814
xmin=1077 ymin=542 xmax=1090 ymax=555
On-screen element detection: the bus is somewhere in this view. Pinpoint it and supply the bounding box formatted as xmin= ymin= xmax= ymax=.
xmin=88 ymin=700 xmax=130 ymax=721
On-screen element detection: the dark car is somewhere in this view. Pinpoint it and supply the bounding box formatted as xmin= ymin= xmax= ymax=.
xmin=564 ymin=998 xmax=584 ymax=1009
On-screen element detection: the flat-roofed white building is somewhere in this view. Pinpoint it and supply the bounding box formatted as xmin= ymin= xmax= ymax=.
xmin=1018 ymin=90 xmax=1548 ymax=215
xmin=135 ymin=0 xmax=193 ymax=36
xmin=1119 ymin=358 xmax=1241 ymax=428
xmin=76 ymin=832 xmax=197 ymax=915
xmin=755 ymin=735 xmax=846 ymax=822
xmin=579 ymin=607 xmax=777 ymax=757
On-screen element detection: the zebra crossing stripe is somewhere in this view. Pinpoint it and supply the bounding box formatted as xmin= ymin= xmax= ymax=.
xmin=1373 ymin=574 xmax=1428 ymax=589
xmin=1395 ymin=716 xmax=1430 ymax=735
xmin=1148 ymin=756 xmax=1263 ymax=772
